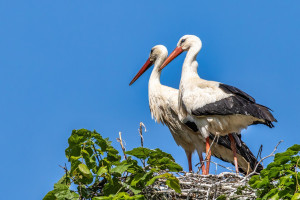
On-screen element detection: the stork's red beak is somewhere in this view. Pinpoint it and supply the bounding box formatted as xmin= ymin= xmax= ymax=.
xmin=159 ymin=46 xmax=183 ymax=71
xmin=129 ymin=58 xmax=153 ymax=86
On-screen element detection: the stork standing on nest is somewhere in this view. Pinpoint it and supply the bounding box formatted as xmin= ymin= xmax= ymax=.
xmin=159 ymin=35 xmax=277 ymax=174
xmin=130 ymin=45 xmax=263 ymax=174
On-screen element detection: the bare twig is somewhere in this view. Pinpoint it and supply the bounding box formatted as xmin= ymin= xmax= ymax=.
xmin=117 ymin=132 xmax=127 ymax=160
xmin=210 ymin=161 xmax=235 ymax=173
xmin=139 ymin=122 xmax=146 ymax=148
xmin=242 ymin=140 xmax=283 ymax=181
xmin=138 ymin=122 xmax=147 ymax=168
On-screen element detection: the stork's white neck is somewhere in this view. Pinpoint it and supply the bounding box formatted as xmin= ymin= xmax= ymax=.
xmin=181 ymin=46 xmax=201 ymax=82
xmin=148 ymin=56 xmax=165 ymax=123
xmin=149 ymin=56 xmax=164 ymax=87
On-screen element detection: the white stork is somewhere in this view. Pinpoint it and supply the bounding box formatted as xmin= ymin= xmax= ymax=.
xmin=130 ymin=45 xmax=263 ymax=174
xmin=159 ymin=35 xmax=277 ymax=173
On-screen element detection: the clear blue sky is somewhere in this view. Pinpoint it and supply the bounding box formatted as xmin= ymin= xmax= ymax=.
xmin=0 ymin=1 xmax=299 ymax=199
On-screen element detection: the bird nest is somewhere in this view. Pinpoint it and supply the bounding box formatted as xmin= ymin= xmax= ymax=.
xmin=143 ymin=172 xmax=256 ymax=200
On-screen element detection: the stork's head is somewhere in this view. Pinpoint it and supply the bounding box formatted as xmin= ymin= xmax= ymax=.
xmin=159 ymin=35 xmax=202 ymax=71
xmin=177 ymin=35 xmax=202 ymax=51
xmin=129 ymin=45 xmax=168 ymax=86
xmin=149 ymin=45 xmax=168 ymax=62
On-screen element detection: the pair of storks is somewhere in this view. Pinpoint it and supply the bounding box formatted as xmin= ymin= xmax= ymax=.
xmin=129 ymin=35 xmax=276 ymax=175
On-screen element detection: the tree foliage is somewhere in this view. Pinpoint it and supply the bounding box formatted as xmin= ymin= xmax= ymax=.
xmin=43 ymin=129 xmax=182 ymax=200
xmin=249 ymin=144 xmax=300 ymax=200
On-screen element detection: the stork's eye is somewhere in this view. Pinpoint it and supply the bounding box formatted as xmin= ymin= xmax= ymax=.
xmin=150 ymin=49 xmax=154 ymax=54
xmin=180 ymin=39 xmax=186 ymax=45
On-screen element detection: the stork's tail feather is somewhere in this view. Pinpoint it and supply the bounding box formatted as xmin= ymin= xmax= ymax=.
xmin=210 ymin=133 xmax=263 ymax=175
xmin=256 ymin=104 xmax=278 ymax=127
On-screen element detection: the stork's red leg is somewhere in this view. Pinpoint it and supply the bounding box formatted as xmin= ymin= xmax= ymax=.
xmin=186 ymin=152 xmax=192 ymax=172
xmin=229 ymin=133 xmax=239 ymax=174
xmin=205 ymin=137 xmax=211 ymax=175
xmin=199 ymin=153 xmax=206 ymax=175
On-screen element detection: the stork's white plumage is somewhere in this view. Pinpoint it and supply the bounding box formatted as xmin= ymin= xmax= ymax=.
xmin=130 ymin=45 xmax=264 ymax=174
xmin=130 ymin=45 xmax=205 ymax=172
xmin=160 ymin=35 xmax=277 ymax=173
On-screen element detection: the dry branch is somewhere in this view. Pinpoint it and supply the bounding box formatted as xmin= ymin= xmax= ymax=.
xmin=139 ymin=122 xmax=146 ymax=148
xmin=117 ymin=131 xmax=127 ymax=160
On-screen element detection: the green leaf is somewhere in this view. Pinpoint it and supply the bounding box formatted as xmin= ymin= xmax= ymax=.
xmin=97 ymin=166 xmax=108 ymax=176
xmin=150 ymin=148 xmax=173 ymax=160
xmin=266 ymin=161 xmax=281 ymax=170
xmin=65 ymin=146 xmax=81 ymax=159
xmin=278 ymin=188 xmax=293 ymax=198
xmin=93 ymin=197 xmax=113 ymax=200
xmin=126 ymin=147 xmax=152 ymax=159
xmin=82 ymin=148 xmax=97 ymax=172
xmin=274 ymin=149 xmax=298 ymax=164
xmin=279 ymin=175 xmax=292 ymax=186
xmin=78 ymin=163 xmax=92 ymax=177
xmin=56 ymin=174 xmax=70 ymax=186
xmin=77 ymin=163 xmax=93 ymax=184
xmin=131 ymin=173 xmax=145 ymax=187
xmin=70 ymin=159 xmax=81 ymax=174
xmin=68 ymin=133 xmax=86 ymax=145
xmin=249 ymin=175 xmax=260 ymax=186
xmin=93 ymin=192 xmax=144 ymax=200
xmin=147 ymin=157 xmax=182 ymax=172
xmin=288 ymin=144 xmax=300 ymax=152
xmin=268 ymin=167 xmax=282 ymax=179
xmin=257 ymin=177 xmax=270 ymax=188
xmin=111 ymin=163 xmax=132 ymax=174
xmin=102 ymin=177 xmax=123 ymax=196
xmin=262 ymin=188 xmax=279 ymax=200
xmin=292 ymin=193 xmax=300 ymax=200
xmin=146 ymin=174 xmax=164 ymax=186
xmin=122 ymin=182 xmax=142 ymax=195
xmin=166 ymin=175 xmax=181 ymax=193
xmin=53 ymin=183 xmax=79 ymax=200
xmin=126 ymin=159 xmax=144 ymax=174
xmin=43 ymin=191 xmax=56 ymax=200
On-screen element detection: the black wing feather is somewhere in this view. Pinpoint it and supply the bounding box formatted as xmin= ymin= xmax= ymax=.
xmin=219 ymin=83 xmax=256 ymax=103
xmin=192 ymin=83 xmax=277 ymax=127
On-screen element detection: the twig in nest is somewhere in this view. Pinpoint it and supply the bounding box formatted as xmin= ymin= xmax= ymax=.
xmin=117 ymin=132 xmax=127 ymax=160
xmin=210 ymin=160 xmax=235 ymax=173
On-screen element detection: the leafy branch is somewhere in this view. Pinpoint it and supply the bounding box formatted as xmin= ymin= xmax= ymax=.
xmin=249 ymin=144 xmax=300 ymax=200
xmin=43 ymin=125 xmax=182 ymax=200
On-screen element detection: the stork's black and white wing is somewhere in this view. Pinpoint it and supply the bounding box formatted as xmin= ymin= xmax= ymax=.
xmin=210 ymin=133 xmax=263 ymax=174
xmin=190 ymin=83 xmax=277 ymax=128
